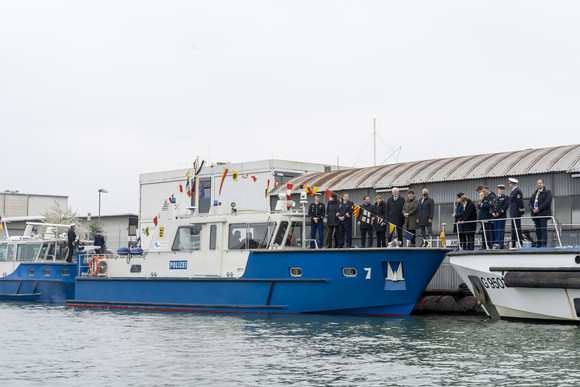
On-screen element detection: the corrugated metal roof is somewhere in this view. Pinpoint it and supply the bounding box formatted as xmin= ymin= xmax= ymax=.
xmin=272 ymin=144 xmax=580 ymax=195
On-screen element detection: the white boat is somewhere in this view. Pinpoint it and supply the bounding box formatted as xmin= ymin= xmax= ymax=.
xmin=450 ymin=216 xmax=580 ymax=322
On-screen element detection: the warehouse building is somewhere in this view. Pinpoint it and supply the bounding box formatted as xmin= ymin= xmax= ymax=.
xmin=269 ymin=144 xmax=580 ymax=291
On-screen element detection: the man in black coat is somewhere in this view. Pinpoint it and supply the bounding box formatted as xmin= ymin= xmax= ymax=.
xmin=417 ymin=188 xmax=435 ymax=247
xmin=357 ymin=196 xmax=374 ymax=247
xmin=458 ymin=195 xmax=477 ymax=250
xmin=325 ymin=192 xmax=339 ymax=248
xmin=66 ymin=224 xmax=76 ymax=263
xmin=386 ymin=188 xmax=405 ymax=246
xmin=528 ymin=179 xmax=552 ymax=247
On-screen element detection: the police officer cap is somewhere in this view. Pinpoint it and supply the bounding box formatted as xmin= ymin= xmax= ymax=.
xmin=314 ymin=192 xmax=321 ymax=196
xmin=508 ymin=177 xmax=518 ymax=184
xmin=498 ymin=184 xmax=506 ymax=189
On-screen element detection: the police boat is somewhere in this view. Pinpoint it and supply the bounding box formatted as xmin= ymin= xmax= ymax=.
xmin=450 ymin=217 xmax=580 ymax=322
xmin=68 ymin=194 xmax=448 ymax=315
xmin=0 ymin=222 xmax=89 ymax=302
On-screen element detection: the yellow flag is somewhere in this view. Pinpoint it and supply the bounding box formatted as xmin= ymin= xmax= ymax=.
xmin=389 ymin=223 xmax=395 ymax=236
xmin=232 ymin=171 xmax=238 ymax=181
xmin=440 ymin=231 xmax=446 ymax=247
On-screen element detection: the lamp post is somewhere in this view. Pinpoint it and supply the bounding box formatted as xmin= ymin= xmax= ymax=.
xmin=98 ymin=188 xmax=108 ymax=226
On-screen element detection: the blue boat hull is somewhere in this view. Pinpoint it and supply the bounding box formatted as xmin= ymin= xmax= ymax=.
xmin=70 ymin=248 xmax=447 ymax=315
xmin=0 ymin=262 xmax=77 ymax=303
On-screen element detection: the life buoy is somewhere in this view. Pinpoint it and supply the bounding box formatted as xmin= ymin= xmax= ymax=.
xmin=89 ymin=256 xmax=101 ymax=276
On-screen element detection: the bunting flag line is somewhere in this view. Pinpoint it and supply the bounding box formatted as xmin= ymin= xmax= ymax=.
xmin=360 ymin=209 xmax=373 ymax=225
xmin=406 ymin=230 xmax=414 ymax=241
xmin=187 ymin=190 xmax=191 ymax=197
xmin=143 ymin=227 xmax=149 ymax=237
xmin=153 ymin=216 xmax=158 ymax=226
xmin=251 ymin=176 xmax=257 ymax=182
xmin=325 ymin=190 xmax=331 ymax=200
xmin=179 ymin=184 xmax=183 ymax=193
xmin=265 ymin=179 xmax=270 ymax=198
xmin=388 ymin=223 xmax=395 ymax=237
xmin=232 ymin=171 xmax=238 ymax=181
xmin=311 ymin=186 xmax=319 ymax=195
xmin=219 ymin=168 xmax=228 ymax=195
xmin=274 ymin=180 xmax=280 ymax=187
xmin=185 ymin=176 xmax=190 ymax=190
xmin=353 ymin=204 xmax=361 ymax=218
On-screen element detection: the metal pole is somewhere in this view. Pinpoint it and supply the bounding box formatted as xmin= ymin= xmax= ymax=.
xmin=373 ymin=118 xmax=376 ymax=166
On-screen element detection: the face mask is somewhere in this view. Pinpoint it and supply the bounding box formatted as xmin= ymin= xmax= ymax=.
xmin=423 ymin=194 xmax=428 ymax=197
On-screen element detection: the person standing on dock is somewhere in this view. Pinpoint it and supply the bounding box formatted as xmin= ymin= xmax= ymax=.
xmin=308 ymin=193 xmax=325 ymax=248
xmin=491 ymin=184 xmax=510 ymax=249
xmin=528 ymin=179 xmax=552 ymax=247
xmin=357 ymin=196 xmax=374 ymax=247
xmin=325 ymin=192 xmax=339 ymax=248
xmin=337 ymin=193 xmax=354 ymax=248
xmin=386 ymin=188 xmax=405 ymax=246
xmin=508 ymin=178 xmax=525 ymax=248
xmin=417 ymin=188 xmax=434 ymax=247
xmin=66 ymin=224 xmax=76 ymax=263
xmin=477 ymin=186 xmax=495 ymax=249
xmin=402 ymin=190 xmax=418 ymax=247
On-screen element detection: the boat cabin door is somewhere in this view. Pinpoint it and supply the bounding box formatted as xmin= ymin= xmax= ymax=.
xmin=203 ymin=223 xmax=221 ymax=276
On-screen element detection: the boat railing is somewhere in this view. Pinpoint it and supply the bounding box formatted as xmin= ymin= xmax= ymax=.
xmin=454 ymin=216 xmax=562 ymax=250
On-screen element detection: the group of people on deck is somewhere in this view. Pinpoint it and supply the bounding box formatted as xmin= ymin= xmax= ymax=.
xmin=307 ymin=178 xmax=553 ymax=250
xmin=307 ymin=188 xmax=435 ymax=248
xmin=453 ymin=178 xmax=552 ymax=250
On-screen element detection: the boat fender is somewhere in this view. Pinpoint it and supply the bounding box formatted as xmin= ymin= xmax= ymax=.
xmin=89 ymin=256 xmax=101 ymax=277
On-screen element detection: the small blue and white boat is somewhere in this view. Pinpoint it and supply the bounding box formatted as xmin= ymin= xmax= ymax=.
xmin=0 ymin=222 xmax=85 ymax=302
xmin=69 ymin=194 xmax=448 ymax=316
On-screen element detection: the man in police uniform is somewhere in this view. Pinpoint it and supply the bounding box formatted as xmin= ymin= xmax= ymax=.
xmin=491 ymin=184 xmax=510 ymax=249
xmin=337 ymin=193 xmax=354 ymax=248
xmin=308 ymin=193 xmax=325 ymax=248
xmin=508 ymin=178 xmax=525 ymax=248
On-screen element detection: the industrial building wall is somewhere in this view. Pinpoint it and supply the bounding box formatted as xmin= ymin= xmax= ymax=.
xmin=0 ymin=193 xmax=67 ymax=217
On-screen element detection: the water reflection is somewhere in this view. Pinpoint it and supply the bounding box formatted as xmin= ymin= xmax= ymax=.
xmin=0 ymin=304 xmax=578 ymax=386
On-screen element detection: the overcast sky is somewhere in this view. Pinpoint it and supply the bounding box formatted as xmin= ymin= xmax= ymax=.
xmin=1 ymin=1 xmax=579 ymax=216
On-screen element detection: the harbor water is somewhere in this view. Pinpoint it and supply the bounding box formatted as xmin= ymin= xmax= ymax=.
xmin=1 ymin=303 xmax=579 ymax=386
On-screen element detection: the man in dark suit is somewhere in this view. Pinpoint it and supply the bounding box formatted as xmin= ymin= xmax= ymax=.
xmin=337 ymin=193 xmax=354 ymax=248
xmin=357 ymin=196 xmax=374 ymax=247
xmin=386 ymin=188 xmax=405 ymax=246
xmin=94 ymin=230 xmax=106 ymax=254
xmin=528 ymin=179 xmax=552 ymax=247
xmin=458 ymin=195 xmax=477 ymax=250
xmin=308 ymin=193 xmax=325 ymax=248
xmin=508 ymin=178 xmax=525 ymax=248
xmin=417 ymin=188 xmax=435 ymax=247
xmin=66 ymin=224 xmax=76 ymax=263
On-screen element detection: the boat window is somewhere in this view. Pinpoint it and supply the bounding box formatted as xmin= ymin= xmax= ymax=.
xmin=172 ymin=226 xmax=202 ymax=251
xmin=209 ymin=225 xmax=217 ymax=250
xmin=43 ymin=269 xmax=50 ymax=276
xmin=39 ymin=243 xmax=50 ymax=260
xmin=130 ymin=265 xmax=142 ymax=273
xmin=228 ymin=222 xmax=275 ymax=250
xmin=29 ymin=269 xmax=34 ymax=276
xmin=274 ymin=221 xmax=289 ymax=246
xmin=0 ymin=244 xmax=7 ymax=261
xmin=61 ymin=269 xmax=70 ymax=276
xmin=290 ymin=267 xmax=302 ymax=277
xmin=289 ymin=222 xmax=304 ymax=247
xmin=17 ymin=243 xmax=41 ymax=261
xmin=56 ymin=243 xmax=65 ymax=260
xmin=7 ymin=245 xmax=15 ymax=261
